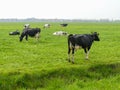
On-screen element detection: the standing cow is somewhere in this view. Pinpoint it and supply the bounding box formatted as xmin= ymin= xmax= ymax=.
xmin=60 ymin=24 xmax=68 ymax=27
xmin=19 ymin=28 xmax=41 ymax=42
xmin=68 ymin=32 xmax=100 ymax=63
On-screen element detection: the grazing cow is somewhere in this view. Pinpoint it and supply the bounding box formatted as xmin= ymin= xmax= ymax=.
xmin=60 ymin=24 xmax=68 ymax=27
xmin=9 ymin=30 xmax=20 ymax=35
xmin=53 ymin=31 xmax=68 ymax=36
xmin=68 ymin=32 xmax=100 ymax=63
xmin=20 ymin=28 xmax=41 ymax=42
xmin=43 ymin=24 xmax=50 ymax=28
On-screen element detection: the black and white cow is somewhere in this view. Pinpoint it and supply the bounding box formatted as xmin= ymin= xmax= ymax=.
xmin=68 ymin=32 xmax=100 ymax=63
xmin=53 ymin=31 xmax=68 ymax=36
xmin=9 ymin=30 xmax=20 ymax=35
xmin=43 ymin=24 xmax=50 ymax=28
xmin=19 ymin=28 xmax=41 ymax=42
xmin=60 ymin=24 xmax=68 ymax=27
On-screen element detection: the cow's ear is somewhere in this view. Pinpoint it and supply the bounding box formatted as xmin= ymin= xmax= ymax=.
xmin=97 ymin=33 xmax=99 ymax=35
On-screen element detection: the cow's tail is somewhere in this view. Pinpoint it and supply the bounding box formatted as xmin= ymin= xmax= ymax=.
xmin=68 ymin=34 xmax=73 ymax=42
xmin=68 ymin=34 xmax=73 ymax=54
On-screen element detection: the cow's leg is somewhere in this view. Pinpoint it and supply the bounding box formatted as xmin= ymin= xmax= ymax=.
xmin=68 ymin=47 xmax=71 ymax=62
xmin=35 ymin=32 xmax=40 ymax=41
xmin=25 ymin=35 xmax=28 ymax=41
xmin=84 ymin=47 xmax=90 ymax=60
xmin=68 ymin=41 xmax=72 ymax=62
xmin=86 ymin=50 xmax=89 ymax=59
xmin=72 ymin=48 xmax=75 ymax=64
xmin=84 ymin=48 xmax=88 ymax=60
xmin=86 ymin=47 xmax=91 ymax=59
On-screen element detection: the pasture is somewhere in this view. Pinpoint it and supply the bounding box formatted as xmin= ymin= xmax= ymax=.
xmin=0 ymin=22 xmax=120 ymax=90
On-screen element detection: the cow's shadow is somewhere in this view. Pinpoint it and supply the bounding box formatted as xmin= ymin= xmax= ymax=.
xmin=65 ymin=60 xmax=120 ymax=79
xmin=40 ymin=62 xmax=120 ymax=81
xmin=88 ymin=62 xmax=120 ymax=79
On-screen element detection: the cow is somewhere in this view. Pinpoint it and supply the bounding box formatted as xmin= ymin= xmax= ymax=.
xmin=19 ymin=28 xmax=41 ymax=42
xmin=53 ymin=31 xmax=68 ymax=36
xmin=9 ymin=30 xmax=20 ymax=35
xmin=60 ymin=24 xmax=68 ymax=27
xmin=43 ymin=24 xmax=50 ymax=28
xmin=68 ymin=32 xmax=100 ymax=63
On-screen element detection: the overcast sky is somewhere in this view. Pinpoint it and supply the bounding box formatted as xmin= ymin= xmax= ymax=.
xmin=0 ymin=0 xmax=120 ymax=19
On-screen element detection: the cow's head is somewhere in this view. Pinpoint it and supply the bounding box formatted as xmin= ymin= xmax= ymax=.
xmin=92 ymin=32 xmax=100 ymax=41
xmin=19 ymin=36 xmax=23 ymax=42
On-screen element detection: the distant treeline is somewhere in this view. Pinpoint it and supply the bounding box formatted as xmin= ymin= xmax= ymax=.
xmin=0 ymin=18 xmax=120 ymax=22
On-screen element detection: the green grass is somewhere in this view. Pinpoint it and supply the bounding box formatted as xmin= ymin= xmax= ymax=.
xmin=0 ymin=22 xmax=120 ymax=90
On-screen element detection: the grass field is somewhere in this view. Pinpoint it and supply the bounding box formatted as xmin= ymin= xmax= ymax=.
xmin=0 ymin=22 xmax=120 ymax=90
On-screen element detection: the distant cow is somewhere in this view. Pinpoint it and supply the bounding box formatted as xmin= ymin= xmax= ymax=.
xmin=53 ymin=31 xmax=68 ymax=36
xmin=60 ymin=24 xmax=68 ymax=27
xmin=9 ymin=30 xmax=20 ymax=35
xmin=19 ymin=28 xmax=41 ymax=42
xmin=68 ymin=32 xmax=100 ymax=63
xmin=43 ymin=24 xmax=50 ymax=28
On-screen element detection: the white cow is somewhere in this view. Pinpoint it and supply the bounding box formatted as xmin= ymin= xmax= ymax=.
xmin=53 ymin=31 xmax=68 ymax=36
xmin=44 ymin=24 xmax=50 ymax=28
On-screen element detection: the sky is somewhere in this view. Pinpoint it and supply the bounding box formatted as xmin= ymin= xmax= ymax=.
xmin=0 ymin=0 xmax=120 ymax=20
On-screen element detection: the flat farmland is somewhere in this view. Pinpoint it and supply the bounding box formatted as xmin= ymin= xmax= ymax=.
xmin=0 ymin=22 xmax=120 ymax=90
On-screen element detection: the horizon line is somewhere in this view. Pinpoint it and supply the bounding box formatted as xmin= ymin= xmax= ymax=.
xmin=0 ymin=17 xmax=120 ymax=20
